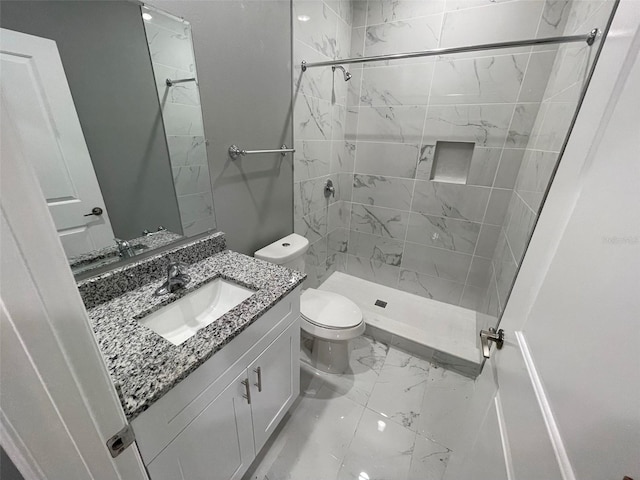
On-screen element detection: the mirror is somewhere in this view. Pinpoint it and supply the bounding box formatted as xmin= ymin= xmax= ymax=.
xmin=0 ymin=1 xmax=215 ymax=277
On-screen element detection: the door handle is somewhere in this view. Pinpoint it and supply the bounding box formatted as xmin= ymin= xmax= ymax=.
xmin=254 ymin=367 xmax=262 ymax=392
xmin=480 ymin=327 xmax=504 ymax=359
xmin=84 ymin=207 xmax=103 ymax=217
xmin=241 ymin=378 xmax=251 ymax=404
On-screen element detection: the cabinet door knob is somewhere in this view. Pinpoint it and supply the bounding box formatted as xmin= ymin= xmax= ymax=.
xmin=254 ymin=367 xmax=262 ymax=392
xmin=241 ymin=379 xmax=251 ymax=404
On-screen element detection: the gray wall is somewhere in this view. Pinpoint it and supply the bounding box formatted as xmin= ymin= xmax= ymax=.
xmin=152 ymin=0 xmax=293 ymax=255
xmin=1 ymin=1 xmax=183 ymax=240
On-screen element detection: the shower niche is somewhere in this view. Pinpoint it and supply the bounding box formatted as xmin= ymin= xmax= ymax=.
xmin=430 ymin=141 xmax=475 ymax=185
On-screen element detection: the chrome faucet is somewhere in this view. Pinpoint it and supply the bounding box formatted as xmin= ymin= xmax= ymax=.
xmin=115 ymin=238 xmax=136 ymax=259
xmin=155 ymin=261 xmax=191 ymax=296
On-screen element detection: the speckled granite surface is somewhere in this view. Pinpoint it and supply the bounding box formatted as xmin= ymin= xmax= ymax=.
xmin=78 ymin=231 xmax=226 ymax=309
xmin=69 ymin=230 xmax=183 ymax=276
xmin=86 ymin=249 xmax=305 ymax=421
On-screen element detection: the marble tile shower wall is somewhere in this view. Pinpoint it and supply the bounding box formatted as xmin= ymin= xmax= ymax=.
xmin=313 ymin=0 xmax=572 ymax=309
xmin=293 ymin=0 xmax=355 ymax=287
xmin=480 ymin=0 xmax=616 ymax=317
xmin=144 ymin=12 xmax=216 ymax=237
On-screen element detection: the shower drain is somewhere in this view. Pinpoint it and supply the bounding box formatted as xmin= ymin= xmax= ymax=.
xmin=374 ymin=299 xmax=387 ymax=308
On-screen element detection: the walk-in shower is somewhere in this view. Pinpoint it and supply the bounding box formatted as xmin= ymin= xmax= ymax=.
xmin=292 ymin=0 xmax=617 ymax=376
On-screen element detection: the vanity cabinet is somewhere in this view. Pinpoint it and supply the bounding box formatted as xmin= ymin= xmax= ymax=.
xmin=145 ymin=369 xmax=254 ymax=480
xmin=248 ymin=321 xmax=298 ymax=453
xmin=132 ymin=289 xmax=300 ymax=480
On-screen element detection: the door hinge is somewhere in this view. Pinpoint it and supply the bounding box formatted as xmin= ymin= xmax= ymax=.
xmin=106 ymin=424 xmax=135 ymax=458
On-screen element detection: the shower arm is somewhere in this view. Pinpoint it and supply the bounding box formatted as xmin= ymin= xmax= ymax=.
xmin=332 ymin=65 xmax=352 ymax=81
xmin=301 ymin=28 xmax=599 ymax=72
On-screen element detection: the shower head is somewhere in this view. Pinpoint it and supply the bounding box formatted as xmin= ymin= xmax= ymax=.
xmin=332 ymin=65 xmax=352 ymax=82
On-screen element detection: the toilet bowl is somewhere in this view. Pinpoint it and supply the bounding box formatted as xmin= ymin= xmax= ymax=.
xmin=300 ymin=288 xmax=365 ymax=374
xmin=255 ymin=233 xmax=365 ymax=374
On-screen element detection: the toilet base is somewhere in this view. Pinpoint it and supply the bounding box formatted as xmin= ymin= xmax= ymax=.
xmin=310 ymin=338 xmax=349 ymax=374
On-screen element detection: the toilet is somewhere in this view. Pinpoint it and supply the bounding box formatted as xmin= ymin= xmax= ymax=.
xmin=255 ymin=233 xmax=365 ymax=374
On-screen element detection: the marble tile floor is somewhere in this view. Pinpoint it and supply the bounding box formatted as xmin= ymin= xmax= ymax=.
xmin=242 ymin=336 xmax=475 ymax=480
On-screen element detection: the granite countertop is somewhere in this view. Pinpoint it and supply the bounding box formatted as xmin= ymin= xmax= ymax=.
xmin=69 ymin=230 xmax=183 ymax=276
xmin=86 ymin=249 xmax=305 ymax=421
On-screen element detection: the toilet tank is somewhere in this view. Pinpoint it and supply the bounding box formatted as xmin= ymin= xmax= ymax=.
xmin=254 ymin=233 xmax=309 ymax=273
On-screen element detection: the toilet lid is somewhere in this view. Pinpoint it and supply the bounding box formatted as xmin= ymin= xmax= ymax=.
xmin=300 ymin=289 xmax=362 ymax=329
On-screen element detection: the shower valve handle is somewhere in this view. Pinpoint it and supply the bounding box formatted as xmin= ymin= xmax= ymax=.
xmin=324 ymin=179 xmax=335 ymax=198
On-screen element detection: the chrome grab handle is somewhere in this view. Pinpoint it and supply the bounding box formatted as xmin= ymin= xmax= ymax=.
xmin=254 ymin=367 xmax=262 ymax=392
xmin=165 ymin=77 xmax=196 ymax=87
xmin=228 ymin=144 xmax=295 ymax=159
xmin=480 ymin=327 xmax=504 ymax=359
xmin=241 ymin=378 xmax=251 ymax=404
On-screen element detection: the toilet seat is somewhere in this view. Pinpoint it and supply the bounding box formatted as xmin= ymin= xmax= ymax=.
xmin=300 ymin=289 xmax=365 ymax=341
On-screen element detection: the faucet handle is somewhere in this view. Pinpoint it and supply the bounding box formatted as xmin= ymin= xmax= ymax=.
xmin=114 ymin=238 xmax=132 ymax=248
xmin=324 ymin=179 xmax=336 ymax=198
xmin=167 ymin=261 xmax=189 ymax=275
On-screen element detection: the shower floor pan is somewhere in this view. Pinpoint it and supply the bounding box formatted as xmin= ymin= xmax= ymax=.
xmin=319 ymin=271 xmax=485 ymax=378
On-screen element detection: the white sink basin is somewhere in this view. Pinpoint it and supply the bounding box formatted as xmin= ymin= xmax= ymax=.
xmin=139 ymin=278 xmax=255 ymax=346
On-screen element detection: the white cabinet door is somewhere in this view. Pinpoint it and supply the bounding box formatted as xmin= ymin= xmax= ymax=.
xmin=248 ymin=319 xmax=300 ymax=452
xmin=146 ymin=371 xmax=255 ymax=480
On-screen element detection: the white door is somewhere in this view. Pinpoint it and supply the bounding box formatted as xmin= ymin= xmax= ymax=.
xmin=146 ymin=371 xmax=255 ymax=480
xmin=1 ymin=78 xmax=148 ymax=478
xmin=248 ymin=319 xmax=300 ymax=452
xmin=445 ymin=5 xmax=640 ymax=479
xmin=0 ymin=28 xmax=114 ymax=258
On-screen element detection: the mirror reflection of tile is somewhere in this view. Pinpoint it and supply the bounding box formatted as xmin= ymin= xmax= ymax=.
xmin=430 ymin=141 xmax=475 ymax=185
xmin=142 ymin=6 xmax=216 ymax=238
